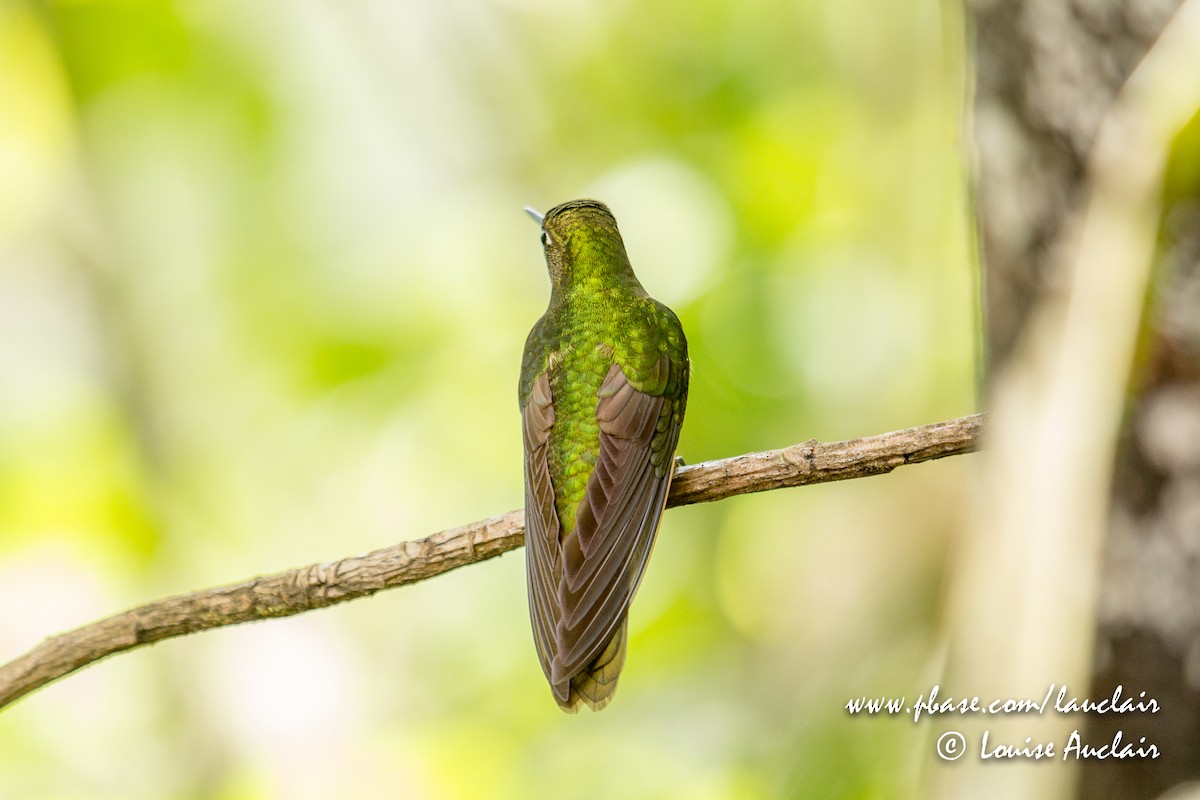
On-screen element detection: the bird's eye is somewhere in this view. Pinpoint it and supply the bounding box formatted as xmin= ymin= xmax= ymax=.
xmin=540 ymin=230 xmax=553 ymax=247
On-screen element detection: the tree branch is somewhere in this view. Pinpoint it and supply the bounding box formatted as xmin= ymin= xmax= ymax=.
xmin=0 ymin=413 xmax=983 ymax=711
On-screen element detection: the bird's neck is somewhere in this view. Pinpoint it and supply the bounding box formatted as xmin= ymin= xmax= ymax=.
xmin=551 ymin=264 xmax=646 ymax=307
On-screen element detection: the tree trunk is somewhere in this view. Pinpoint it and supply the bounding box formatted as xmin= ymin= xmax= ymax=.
xmin=972 ymin=1 xmax=1200 ymax=798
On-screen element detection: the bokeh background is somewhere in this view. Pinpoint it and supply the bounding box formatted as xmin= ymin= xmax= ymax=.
xmin=0 ymin=1 xmax=976 ymax=798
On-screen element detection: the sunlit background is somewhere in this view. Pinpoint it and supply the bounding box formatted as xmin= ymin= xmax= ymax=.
xmin=0 ymin=1 xmax=975 ymax=797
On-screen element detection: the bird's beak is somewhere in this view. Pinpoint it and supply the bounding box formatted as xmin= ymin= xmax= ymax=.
xmin=523 ymin=206 xmax=545 ymax=225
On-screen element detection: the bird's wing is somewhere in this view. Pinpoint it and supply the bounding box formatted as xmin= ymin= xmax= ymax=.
xmin=522 ymin=370 xmax=564 ymax=692
xmin=552 ymin=355 xmax=683 ymax=683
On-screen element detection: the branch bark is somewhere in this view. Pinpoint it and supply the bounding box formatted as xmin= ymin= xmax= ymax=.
xmin=0 ymin=413 xmax=983 ymax=711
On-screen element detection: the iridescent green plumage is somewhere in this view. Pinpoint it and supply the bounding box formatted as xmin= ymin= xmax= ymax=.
xmin=519 ymin=199 xmax=688 ymax=712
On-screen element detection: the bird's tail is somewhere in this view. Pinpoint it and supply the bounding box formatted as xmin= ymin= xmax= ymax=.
xmin=555 ymin=617 xmax=628 ymax=713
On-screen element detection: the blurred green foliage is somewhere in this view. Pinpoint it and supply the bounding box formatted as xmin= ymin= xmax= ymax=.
xmin=0 ymin=0 xmax=975 ymax=798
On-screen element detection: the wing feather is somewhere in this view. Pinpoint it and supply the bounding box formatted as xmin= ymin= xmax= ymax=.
xmin=552 ymin=359 xmax=680 ymax=682
xmin=522 ymin=372 xmax=566 ymax=699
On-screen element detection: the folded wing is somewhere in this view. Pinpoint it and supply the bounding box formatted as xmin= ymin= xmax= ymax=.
xmin=523 ymin=356 xmax=682 ymax=708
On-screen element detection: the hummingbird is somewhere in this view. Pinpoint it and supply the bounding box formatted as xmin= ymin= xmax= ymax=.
xmin=519 ymin=199 xmax=689 ymax=712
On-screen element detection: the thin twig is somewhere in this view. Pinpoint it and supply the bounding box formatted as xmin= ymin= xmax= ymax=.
xmin=0 ymin=413 xmax=983 ymax=711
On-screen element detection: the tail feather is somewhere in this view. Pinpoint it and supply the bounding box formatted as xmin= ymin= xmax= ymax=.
xmin=554 ymin=617 xmax=628 ymax=712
